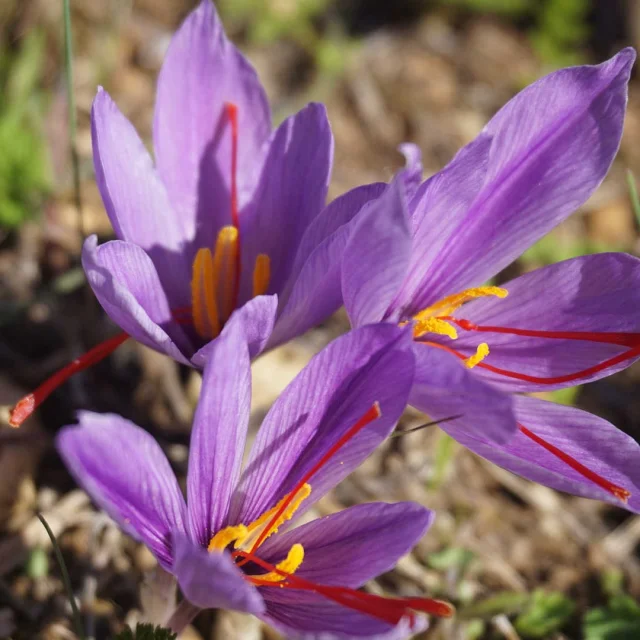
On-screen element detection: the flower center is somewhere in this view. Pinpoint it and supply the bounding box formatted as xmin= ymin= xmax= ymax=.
xmin=408 ymin=285 xmax=508 ymax=368
xmin=409 ymin=286 xmax=633 ymax=504
xmin=189 ymin=103 xmax=271 ymax=340
xmin=208 ymin=483 xmax=311 ymax=583
xmin=205 ymin=402 xmax=455 ymax=625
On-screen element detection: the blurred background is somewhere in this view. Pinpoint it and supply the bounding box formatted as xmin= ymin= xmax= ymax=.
xmin=1 ymin=0 xmax=640 ymax=638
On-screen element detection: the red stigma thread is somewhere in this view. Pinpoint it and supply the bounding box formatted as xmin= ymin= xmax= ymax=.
xmin=446 ymin=318 xmax=640 ymax=348
xmin=421 ymin=338 xmax=640 ymax=386
xmin=225 ymin=102 xmax=242 ymax=312
xmin=238 ymin=549 xmax=455 ymax=624
xmin=8 ymin=333 xmax=128 ymax=427
xmin=519 ymin=424 xmax=631 ymax=503
xmin=233 ymin=403 xmax=382 ymax=568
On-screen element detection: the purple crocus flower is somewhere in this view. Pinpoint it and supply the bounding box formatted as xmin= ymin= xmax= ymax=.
xmin=341 ymin=49 xmax=640 ymax=512
xmin=57 ymin=317 xmax=454 ymax=639
xmin=8 ymin=0 xmax=381 ymax=427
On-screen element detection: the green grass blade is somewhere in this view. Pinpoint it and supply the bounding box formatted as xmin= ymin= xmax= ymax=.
xmin=37 ymin=513 xmax=85 ymax=640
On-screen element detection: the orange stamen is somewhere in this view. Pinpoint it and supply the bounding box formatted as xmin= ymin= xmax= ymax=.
xmin=7 ymin=333 xmax=129 ymax=427
xmin=519 ymin=424 xmax=631 ymax=503
xmin=238 ymin=549 xmax=454 ymax=624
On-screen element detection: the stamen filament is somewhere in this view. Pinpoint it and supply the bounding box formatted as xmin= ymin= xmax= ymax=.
xmin=252 ymin=543 xmax=304 ymax=583
xmin=519 ymin=424 xmax=631 ymax=503
xmin=7 ymin=333 xmax=129 ymax=427
xmin=252 ymin=254 xmax=271 ymax=298
xmin=239 ymin=549 xmax=454 ymax=623
xmin=213 ymin=226 xmax=239 ymax=324
xmin=241 ymin=402 xmax=382 ymax=559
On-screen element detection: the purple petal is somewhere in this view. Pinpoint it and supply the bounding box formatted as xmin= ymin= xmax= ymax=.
xmin=445 ymin=396 xmax=640 ymax=513
xmin=262 ymin=598 xmax=427 ymax=640
xmin=409 ymin=344 xmax=516 ymax=444
xmin=82 ymin=236 xmax=192 ymax=365
xmin=398 ymin=143 xmax=423 ymax=199
xmin=172 ymin=532 xmax=265 ymax=614
xmin=186 ymin=317 xmax=251 ymax=545
xmin=259 ymin=502 xmax=433 ymax=587
xmin=153 ymin=0 xmax=271 ymax=240
xmin=230 ymin=324 xmax=415 ymax=525
xmin=91 ymin=89 xmax=191 ymax=309
xmin=392 ymin=134 xmax=492 ymax=315
xmin=190 ymin=294 xmax=278 ymax=367
xmin=57 ymin=412 xmax=186 ymax=568
xmin=342 ymin=177 xmax=412 ymax=326
xmin=239 ymin=103 xmax=333 ymax=299
xmin=450 ymin=252 xmax=640 ymax=392
xmin=270 ymin=183 xmax=387 ymax=348
xmin=413 ymin=49 xmax=635 ymax=306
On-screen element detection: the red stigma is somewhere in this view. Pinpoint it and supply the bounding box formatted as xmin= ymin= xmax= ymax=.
xmin=421 ymin=332 xmax=640 ymax=386
xmin=248 ymin=402 xmax=381 ymax=554
xmin=238 ymin=549 xmax=454 ymax=624
xmin=519 ymin=424 xmax=631 ymax=503
xmin=7 ymin=333 xmax=128 ymax=427
xmin=224 ymin=102 xmax=241 ymax=311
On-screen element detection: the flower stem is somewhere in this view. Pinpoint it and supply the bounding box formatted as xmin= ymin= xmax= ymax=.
xmin=166 ymin=600 xmax=201 ymax=634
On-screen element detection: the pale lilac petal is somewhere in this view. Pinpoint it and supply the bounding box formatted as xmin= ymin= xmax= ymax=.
xmin=57 ymin=412 xmax=186 ymax=568
xmin=342 ymin=177 xmax=411 ymax=326
xmin=153 ymin=0 xmax=271 ymax=239
xmin=230 ymin=324 xmax=414 ymax=525
xmin=444 ymin=396 xmax=640 ymax=513
xmin=239 ymin=103 xmax=333 ymax=300
xmin=414 ymin=49 xmax=635 ymax=306
xmin=91 ymin=89 xmax=191 ymax=308
xmin=270 ymin=184 xmax=387 ymax=348
xmin=262 ymin=598 xmax=427 ymax=640
xmin=259 ymin=502 xmax=433 ymax=587
xmin=190 ymin=294 xmax=278 ymax=367
xmin=398 ymin=143 xmax=423 ymax=199
xmin=186 ymin=317 xmax=251 ymax=545
xmin=409 ymin=344 xmax=516 ymax=444
xmin=82 ymin=236 xmax=192 ymax=365
xmin=451 ymin=253 xmax=640 ymax=392
xmin=391 ymin=134 xmax=492 ymax=315
xmin=172 ymin=532 xmax=265 ymax=614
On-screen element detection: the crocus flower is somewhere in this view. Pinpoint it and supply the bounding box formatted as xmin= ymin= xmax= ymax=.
xmin=8 ymin=0 xmax=382 ymax=427
xmin=341 ymin=49 xmax=640 ymax=512
xmin=57 ymin=317 xmax=453 ymax=639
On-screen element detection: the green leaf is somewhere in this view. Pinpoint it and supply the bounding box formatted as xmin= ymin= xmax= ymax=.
xmin=115 ymin=623 xmax=177 ymax=640
xmin=459 ymin=591 xmax=530 ymax=620
xmin=427 ymin=547 xmax=474 ymax=572
xmin=584 ymin=595 xmax=640 ymax=640
xmin=515 ymin=590 xmax=575 ymax=638
xmin=26 ymin=546 xmax=49 ymax=579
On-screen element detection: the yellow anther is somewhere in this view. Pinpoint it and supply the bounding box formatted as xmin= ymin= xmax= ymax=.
xmin=191 ymin=248 xmax=220 ymax=339
xmin=464 ymin=342 xmax=489 ymax=369
xmin=254 ymin=544 xmax=305 ymax=583
xmin=413 ymin=317 xmax=458 ymax=340
xmin=207 ymin=524 xmax=248 ymax=552
xmin=416 ymin=286 xmax=508 ymax=320
xmin=212 ymin=225 xmax=239 ymax=324
xmin=253 ymin=254 xmax=271 ymax=297
xmin=237 ymin=483 xmax=312 ymax=551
